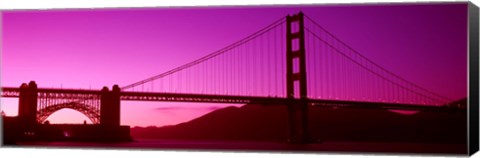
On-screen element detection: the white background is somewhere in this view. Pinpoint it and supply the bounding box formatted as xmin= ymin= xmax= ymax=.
xmin=0 ymin=0 xmax=478 ymax=158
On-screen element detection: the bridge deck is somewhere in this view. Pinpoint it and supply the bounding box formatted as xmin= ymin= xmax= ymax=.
xmin=1 ymin=87 xmax=461 ymax=112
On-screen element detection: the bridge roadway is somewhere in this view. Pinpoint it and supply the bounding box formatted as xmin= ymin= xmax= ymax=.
xmin=1 ymin=87 xmax=460 ymax=112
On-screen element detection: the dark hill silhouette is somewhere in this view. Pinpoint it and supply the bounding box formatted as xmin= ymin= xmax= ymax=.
xmin=131 ymin=99 xmax=467 ymax=144
xmin=445 ymin=98 xmax=467 ymax=109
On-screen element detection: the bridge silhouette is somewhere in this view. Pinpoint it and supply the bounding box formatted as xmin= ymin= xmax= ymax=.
xmin=1 ymin=12 xmax=461 ymax=143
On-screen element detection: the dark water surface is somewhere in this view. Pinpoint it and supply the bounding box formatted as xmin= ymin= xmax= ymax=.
xmin=16 ymin=139 xmax=467 ymax=155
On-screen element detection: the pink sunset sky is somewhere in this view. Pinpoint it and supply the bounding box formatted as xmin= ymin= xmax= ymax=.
xmin=1 ymin=3 xmax=468 ymax=127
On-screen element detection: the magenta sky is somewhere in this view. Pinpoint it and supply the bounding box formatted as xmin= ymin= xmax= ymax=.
xmin=1 ymin=3 xmax=468 ymax=126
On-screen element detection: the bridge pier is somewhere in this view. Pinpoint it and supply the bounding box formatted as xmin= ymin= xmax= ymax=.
xmin=18 ymin=81 xmax=38 ymax=135
xmin=287 ymin=100 xmax=309 ymax=143
xmin=98 ymin=85 xmax=130 ymax=141
xmin=100 ymin=85 xmax=121 ymax=126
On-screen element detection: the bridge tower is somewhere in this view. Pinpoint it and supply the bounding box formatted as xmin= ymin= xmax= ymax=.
xmin=18 ymin=81 xmax=38 ymax=134
xmin=286 ymin=12 xmax=309 ymax=143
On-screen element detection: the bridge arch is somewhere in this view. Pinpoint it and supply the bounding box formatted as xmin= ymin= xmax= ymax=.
xmin=37 ymin=102 xmax=100 ymax=124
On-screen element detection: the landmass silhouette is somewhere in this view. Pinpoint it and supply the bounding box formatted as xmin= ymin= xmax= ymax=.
xmin=131 ymin=98 xmax=467 ymax=144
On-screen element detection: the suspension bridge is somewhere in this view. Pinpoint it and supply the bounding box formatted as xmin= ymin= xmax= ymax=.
xmin=1 ymin=12 xmax=462 ymax=142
